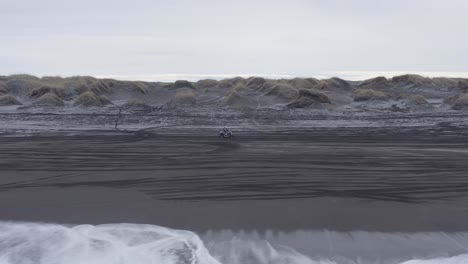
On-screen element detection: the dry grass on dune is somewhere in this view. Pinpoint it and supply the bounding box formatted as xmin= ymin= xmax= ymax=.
xmin=89 ymin=80 xmax=112 ymax=95
xmin=359 ymin=77 xmax=390 ymax=89
xmin=324 ymin=77 xmax=351 ymax=89
xmin=310 ymin=78 xmax=350 ymax=91
xmin=216 ymin=79 xmax=236 ymax=90
xmin=446 ymin=94 xmax=468 ymax=110
xmin=223 ymin=90 xmax=258 ymax=108
xmin=110 ymin=80 xmax=149 ymax=94
xmin=172 ymin=80 xmax=196 ymax=90
xmin=166 ymin=89 xmax=197 ymax=107
xmin=0 ymin=95 xmax=22 ymax=106
xmin=122 ymin=99 xmax=152 ymax=110
xmin=4 ymin=74 xmax=468 ymax=111
xmin=224 ymin=91 xmax=242 ymax=106
xmin=246 ymin=77 xmax=266 ymax=87
xmin=133 ymin=82 xmax=148 ymax=94
xmin=286 ymin=78 xmax=316 ymax=89
xmin=32 ymin=93 xmax=65 ymax=107
xmin=457 ymin=80 xmax=468 ymax=92
xmin=305 ymin=78 xmax=321 ymax=86
xmin=217 ymin=77 xmax=245 ymax=90
xmin=232 ymin=83 xmax=249 ymax=93
xmin=391 ymin=74 xmax=433 ymax=86
xmin=62 ymin=76 xmax=98 ymax=92
xmin=353 ymin=89 xmax=389 ymax=101
xmin=444 ymin=94 xmax=459 ymax=105
xmin=287 ymin=89 xmax=331 ymax=108
xmin=40 ymin=76 xmax=64 ymax=84
xmin=73 ymin=91 xmax=112 ymax=107
xmin=406 ymin=95 xmax=429 ymax=105
xmin=432 ymin=77 xmax=459 ymax=88
xmin=0 ymin=82 xmax=8 ymax=95
xmin=8 ymin=74 xmax=40 ymax=82
xmin=69 ymin=76 xmax=97 ymax=85
xmin=311 ymin=81 xmax=329 ymax=90
xmin=30 ymin=85 xmax=65 ymax=99
xmin=195 ymin=79 xmax=218 ymax=90
xmin=401 ymin=95 xmax=431 ymax=109
xmin=74 ymin=85 xmax=90 ymax=95
xmin=266 ymin=84 xmax=298 ymax=102
xmin=4 ymin=75 xmax=44 ymax=95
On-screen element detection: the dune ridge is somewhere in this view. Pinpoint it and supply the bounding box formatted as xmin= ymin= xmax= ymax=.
xmin=0 ymin=74 xmax=466 ymax=111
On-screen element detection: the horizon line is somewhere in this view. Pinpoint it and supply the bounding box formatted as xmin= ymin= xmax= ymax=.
xmin=2 ymin=71 xmax=467 ymax=82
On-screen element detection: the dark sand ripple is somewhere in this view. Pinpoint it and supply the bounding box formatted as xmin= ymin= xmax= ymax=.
xmin=1 ymin=127 xmax=467 ymax=204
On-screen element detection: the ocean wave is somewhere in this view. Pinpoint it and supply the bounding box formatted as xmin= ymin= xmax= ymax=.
xmin=0 ymin=221 xmax=467 ymax=264
xmin=0 ymin=221 xmax=219 ymax=264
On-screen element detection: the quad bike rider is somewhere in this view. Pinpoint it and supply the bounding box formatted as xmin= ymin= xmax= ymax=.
xmin=219 ymin=126 xmax=233 ymax=138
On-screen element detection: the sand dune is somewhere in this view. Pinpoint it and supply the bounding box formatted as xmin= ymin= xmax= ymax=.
xmin=0 ymin=82 xmax=8 ymax=95
xmin=74 ymin=91 xmax=112 ymax=107
xmin=403 ymin=95 xmax=431 ymax=109
xmin=165 ymin=88 xmax=197 ymax=108
xmin=32 ymin=93 xmax=65 ymax=107
xmin=0 ymin=74 xmax=466 ymax=111
xmin=448 ymin=94 xmax=468 ymax=110
xmin=458 ymin=79 xmax=468 ymax=92
xmin=0 ymin=95 xmax=22 ymax=106
xmin=30 ymin=85 xmax=66 ymax=99
xmin=266 ymin=84 xmax=298 ymax=102
xmin=287 ymin=89 xmax=331 ymax=108
xmin=353 ymin=88 xmax=389 ymax=101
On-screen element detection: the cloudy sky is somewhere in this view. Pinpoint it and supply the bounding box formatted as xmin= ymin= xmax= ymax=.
xmin=1 ymin=0 xmax=467 ymax=81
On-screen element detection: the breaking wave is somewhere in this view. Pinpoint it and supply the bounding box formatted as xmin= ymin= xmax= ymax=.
xmin=1 ymin=221 xmax=468 ymax=264
xmin=0 ymin=222 xmax=219 ymax=264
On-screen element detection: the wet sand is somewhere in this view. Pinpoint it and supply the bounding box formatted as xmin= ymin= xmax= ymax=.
xmin=1 ymin=126 xmax=468 ymax=232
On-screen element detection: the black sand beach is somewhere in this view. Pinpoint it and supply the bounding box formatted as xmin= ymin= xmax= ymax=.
xmin=1 ymin=126 xmax=468 ymax=232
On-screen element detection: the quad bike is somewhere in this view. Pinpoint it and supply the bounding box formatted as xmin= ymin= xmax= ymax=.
xmin=219 ymin=129 xmax=234 ymax=138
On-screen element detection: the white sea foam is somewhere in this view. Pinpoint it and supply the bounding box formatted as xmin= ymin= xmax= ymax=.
xmin=1 ymin=221 xmax=468 ymax=264
xmin=0 ymin=221 xmax=219 ymax=264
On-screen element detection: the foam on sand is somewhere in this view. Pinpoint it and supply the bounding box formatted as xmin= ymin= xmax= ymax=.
xmin=0 ymin=221 xmax=220 ymax=264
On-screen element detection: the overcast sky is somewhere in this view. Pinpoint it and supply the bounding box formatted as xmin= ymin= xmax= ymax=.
xmin=1 ymin=0 xmax=467 ymax=81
